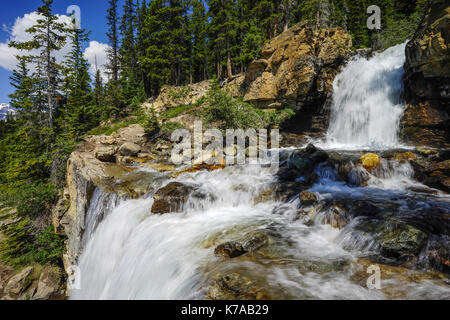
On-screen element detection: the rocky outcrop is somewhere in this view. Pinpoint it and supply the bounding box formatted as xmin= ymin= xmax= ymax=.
xmin=242 ymin=22 xmax=352 ymax=134
xmin=402 ymin=0 xmax=450 ymax=147
xmin=33 ymin=265 xmax=64 ymax=300
xmin=53 ymin=124 xmax=165 ymax=275
xmin=3 ymin=266 xmax=33 ymax=297
xmin=151 ymin=182 xmax=194 ymax=214
xmin=149 ymin=80 xmax=211 ymax=113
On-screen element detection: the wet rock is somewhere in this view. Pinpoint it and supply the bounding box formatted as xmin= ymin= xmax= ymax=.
xmin=214 ymin=231 xmax=269 ymax=259
xmin=118 ymin=142 xmax=142 ymax=157
xmin=353 ymin=218 xmax=428 ymax=260
xmin=151 ymin=182 xmax=194 ymax=214
xmin=379 ymin=222 xmax=428 ymax=258
xmin=426 ymin=244 xmax=450 ymax=275
xmin=322 ymin=203 xmax=349 ymax=229
xmin=416 ymin=147 xmax=439 ymax=156
xmin=424 ymin=160 xmax=450 ymax=175
xmin=33 ymin=265 xmax=63 ymax=300
xmin=298 ymin=258 xmax=349 ymax=274
xmin=359 ymin=153 xmax=380 ymax=172
xmin=350 ymin=258 xmax=448 ymax=298
xmin=207 ymin=273 xmax=271 ymax=300
xmin=94 ymin=146 xmax=117 ymax=162
xmin=395 ymin=152 xmax=416 ymax=161
xmin=276 ymin=167 xmax=301 ymax=182
xmin=4 ymin=267 xmax=33 ymax=296
xmin=299 ymin=191 xmax=317 ymax=206
xmin=214 ymin=242 xmax=246 ymax=258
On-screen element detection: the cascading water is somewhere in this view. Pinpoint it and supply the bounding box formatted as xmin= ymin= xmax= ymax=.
xmin=71 ymin=42 xmax=450 ymax=300
xmin=325 ymin=43 xmax=407 ymax=150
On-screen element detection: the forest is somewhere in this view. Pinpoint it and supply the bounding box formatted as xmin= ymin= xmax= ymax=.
xmin=0 ymin=0 xmax=428 ymax=268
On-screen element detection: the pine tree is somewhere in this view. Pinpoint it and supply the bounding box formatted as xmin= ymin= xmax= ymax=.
xmin=63 ymin=23 xmax=96 ymax=138
xmin=189 ymin=0 xmax=209 ymax=82
xmin=9 ymin=0 xmax=67 ymax=137
xmin=120 ymin=0 xmax=141 ymax=104
xmin=8 ymin=58 xmax=35 ymax=122
xmin=94 ymin=68 xmax=105 ymax=120
xmin=106 ymin=0 xmax=123 ymax=116
xmin=208 ymin=0 xmax=240 ymax=80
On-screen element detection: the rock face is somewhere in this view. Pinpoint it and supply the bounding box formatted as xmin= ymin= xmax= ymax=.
xmin=33 ymin=265 xmax=63 ymax=300
xmin=242 ymin=22 xmax=352 ymax=134
xmin=402 ymin=0 xmax=450 ymax=147
xmin=149 ymin=80 xmax=211 ymax=113
xmin=53 ymin=124 xmax=159 ymax=277
xmin=4 ymin=266 xmax=33 ymax=296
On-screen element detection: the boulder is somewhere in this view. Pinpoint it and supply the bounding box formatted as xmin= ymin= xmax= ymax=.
xmin=214 ymin=231 xmax=269 ymax=259
xmin=151 ymin=182 xmax=194 ymax=214
xmin=94 ymin=146 xmax=117 ymax=162
xmin=299 ymin=191 xmax=318 ymax=206
xmin=33 ymin=265 xmax=63 ymax=300
xmin=359 ymin=153 xmax=380 ymax=172
xmin=395 ymin=152 xmax=416 ymax=161
xmin=214 ymin=241 xmax=246 ymax=258
xmin=118 ymin=142 xmax=142 ymax=157
xmin=207 ymin=273 xmax=271 ymax=300
xmin=4 ymin=267 xmax=33 ymax=296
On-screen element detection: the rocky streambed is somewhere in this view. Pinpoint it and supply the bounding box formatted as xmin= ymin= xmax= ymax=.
xmin=60 ymin=138 xmax=450 ymax=300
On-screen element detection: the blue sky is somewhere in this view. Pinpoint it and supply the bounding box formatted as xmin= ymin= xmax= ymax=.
xmin=0 ymin=0 xmax=115 ymax=103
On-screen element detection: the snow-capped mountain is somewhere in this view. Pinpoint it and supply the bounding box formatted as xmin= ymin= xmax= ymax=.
xmin=0 ymin=103 xmax=16 ymax=120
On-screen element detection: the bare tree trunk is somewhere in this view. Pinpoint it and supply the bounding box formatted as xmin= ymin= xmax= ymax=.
xmin=226 ymin=40 xmax=232 ymax=81
xmin=46 ymin=23 xmax=53 ymax=130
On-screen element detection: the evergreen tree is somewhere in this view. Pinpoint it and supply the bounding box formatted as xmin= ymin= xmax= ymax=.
xmin=9 ymin=0 xmax=67 ymax=137
xmin=8 ymin=58 xmax=36 ymax=122
xmin=106 ymin=0 xmax=123 ymax=116
xmin=208 ymin=0 xmax=240 ymax=80
xmin=63 ymin=23 xmax=96 ymax=138
xmin=189 ymin=0 xmax=209 ymax=82
xmin=120 ymin=0 xmax=141 ymax=104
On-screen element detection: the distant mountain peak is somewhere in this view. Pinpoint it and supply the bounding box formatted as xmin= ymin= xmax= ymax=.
xmin=0 ymin=103 xmax=17 ymax=120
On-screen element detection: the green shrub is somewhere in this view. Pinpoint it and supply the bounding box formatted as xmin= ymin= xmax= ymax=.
xmin=161 ymin=121 xmax=186 ymax=134
xmin=142 ymin=108 xmax=160 ymax=136
xmin=202 ymin=79 xmax=295 ymax=130
xmin=161 ymin=104 xmax=193 ymax=120
xmin=0 ymin=220 xmax=65 ymax=267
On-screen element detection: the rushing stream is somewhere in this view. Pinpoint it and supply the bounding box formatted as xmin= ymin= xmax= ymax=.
xmin=71 ymin=43 xmax=450 ymax=300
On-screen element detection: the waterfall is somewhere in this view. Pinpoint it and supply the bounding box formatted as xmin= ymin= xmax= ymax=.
xmin=325 ymin=43 xmax=407 ymax=150
xmin=70 ymin=42 xmax=450 ymax=300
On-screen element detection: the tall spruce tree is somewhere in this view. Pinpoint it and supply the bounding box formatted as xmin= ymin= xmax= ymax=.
xmin=9 ymin=0 xmax=67 ymax=137
xmin=120 ymin=0 xmax=141 ymax=104
xmin=106 ymin=0 xmax=123 ymax=116
xmin=63 ymin=23 xmax=96 ymax=138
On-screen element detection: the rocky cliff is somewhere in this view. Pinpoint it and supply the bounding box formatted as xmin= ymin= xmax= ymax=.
xmin=402 ymin=0 xmax=450 ymax=147
xmin=241 ymin=21 xmax=352 ymax=134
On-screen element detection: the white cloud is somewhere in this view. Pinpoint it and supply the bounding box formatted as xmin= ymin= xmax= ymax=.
xmin=0 ymin=12 xmax=110 ymax=80
xmin=83 ymin=41 xmax=110 ymax=80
